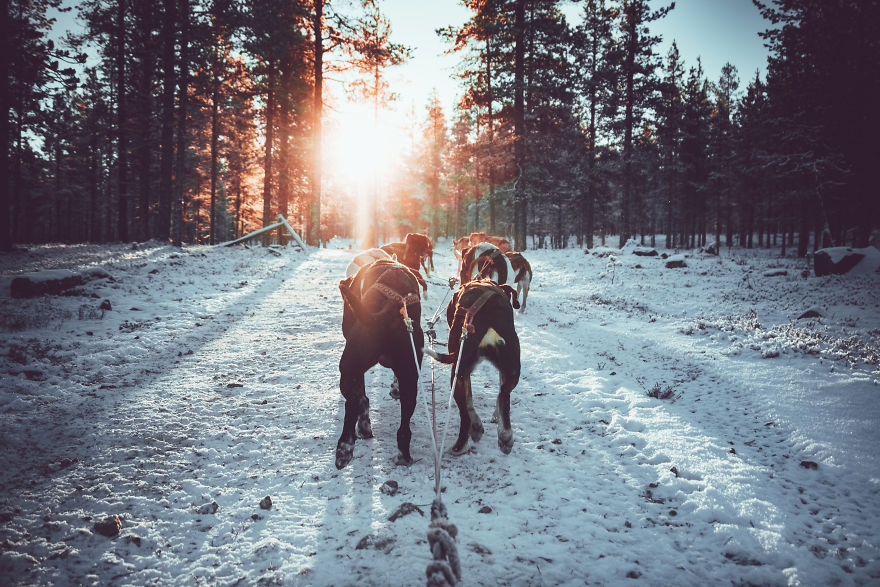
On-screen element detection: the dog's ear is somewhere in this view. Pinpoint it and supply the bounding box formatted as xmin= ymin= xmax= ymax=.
xmin=459 ymin=247 xmax=475 ymax=284
xmin=339 ymin=276 xmax=356 ymax=306
xmin=499 ymin=284 xmax=520 ymax=309
xmin=405 ymin=266 xmax=428 ymax=295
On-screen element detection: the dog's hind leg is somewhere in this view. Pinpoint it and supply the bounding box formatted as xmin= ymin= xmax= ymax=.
xmin=450 ymin=376 xmax=473 ymax=455
xmin=465 ymin=379 xmax=484 ymax=442
xmin=517 ymin=277 xmax=530 ymax=313
xmin=496 ymin=370 xmax=518 ymax=454
xmin=336 ymin=371 xmax=367 ymax=469
xmin=356 ymin=392 xmax=373 ymax=439
xmin=392 ymin=362 xmax=419 ymax=466
xmin=337 ymin=344 xmax=375 ymax=469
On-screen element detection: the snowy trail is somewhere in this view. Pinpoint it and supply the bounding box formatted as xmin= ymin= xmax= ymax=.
xmin=515 ymin=249 xmax=880 ymax=585
xmin=2 ymin=249 xmax=351 ymax=584
xmin=1 ymin=243 xmax=878 ymax=585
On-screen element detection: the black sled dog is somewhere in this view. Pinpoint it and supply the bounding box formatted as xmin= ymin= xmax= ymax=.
xmin=425 ymin=278 xmax=521 ymax=455
xmin=336 ymin=259 xmax=425 ymax=469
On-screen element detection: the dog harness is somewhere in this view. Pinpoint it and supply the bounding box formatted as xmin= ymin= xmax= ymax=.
xmin=475 ymin=248 xmax=506 ymax=281
xmin=453 ymin=283 xmax=502 ymax=334
xmin=362 ymin=264 xmax=421 ymax=322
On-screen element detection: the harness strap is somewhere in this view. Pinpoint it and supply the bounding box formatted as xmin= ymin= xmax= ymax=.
xmin=455 ymin=287 xmax=498 ymax=334
xmin=361 ymin=264 xmax=420 ymax=322
xmin=371 ymin=282 xmax=420 ymax=309
xmin=475 ymin=248 xmax=504 ymax=279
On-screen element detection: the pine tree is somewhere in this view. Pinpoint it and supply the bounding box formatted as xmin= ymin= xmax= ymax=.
xmin=708 ymin=62 xmax=739 ymax=252
xmin=241 ymin=0 xmax=310 ymax=243
xmin=756 ymin=0 xmax=880 ymax=249
xmin=572 ymin=0 xmax=617 ymax=248
xmin=732 ymin=72 xmax=770 ymax=250
xmin=157 ymin=0 xmax=177 ymax=242
xmin=678 ymin=59 xmax=712 ymax=248
xmin=611 ymin=0 xmax=673 ymax=247
xmin=655 ymin=41 xmax=685 ymax=248
xmin=423 ymin=95 xmax=448 ymax=238
xmin=7 ymin=0 xmax=79 ymax=246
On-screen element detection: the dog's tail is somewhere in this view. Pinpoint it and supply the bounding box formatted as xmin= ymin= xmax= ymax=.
xmin=424 ymin=347 xmax=456 ymax=364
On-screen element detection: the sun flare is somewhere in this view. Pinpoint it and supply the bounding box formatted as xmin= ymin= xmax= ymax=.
xmin=323 ymin=101 xmax=409 ymax=243
xmin=323 ymin=102 xmax=406 ymax=192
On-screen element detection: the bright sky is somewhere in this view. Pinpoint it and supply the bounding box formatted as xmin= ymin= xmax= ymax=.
xmin=380 ymin=0 xmax=772 ymax=117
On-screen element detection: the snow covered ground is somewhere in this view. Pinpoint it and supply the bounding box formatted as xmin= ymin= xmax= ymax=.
xmin=1 ymin=238 xmax=878 ymax=586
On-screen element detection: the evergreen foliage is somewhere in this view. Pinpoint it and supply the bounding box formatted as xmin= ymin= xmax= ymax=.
xmin=2 ymin=0 xmax=876 ymax=251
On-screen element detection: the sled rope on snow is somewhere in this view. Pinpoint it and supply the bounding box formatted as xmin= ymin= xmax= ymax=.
xmin=425 ymin=498 xmax=461 ymax=586
xmin=400 ymin=275 xmax=462 ymax=586
xmin=425 ymin=276 xmax=458 ymax=344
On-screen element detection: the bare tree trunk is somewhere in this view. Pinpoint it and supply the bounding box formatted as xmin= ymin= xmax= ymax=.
xmin=620 ymin=2 xmax=636 ymax=248
xmin=116 ymin=0 xmax=129 ymax=242
xmin=209 ymin=87 xmax=219 ymax=244
xmin=171 ymin=0 xmax=189 ymax=247
xmin=261 ymin=73 xmax=276 ymax=246
xmin=134 ymin=2 xmax=155 ymax=241
xmin=0 ymin=0 xmax=11 ymax=250
xmin=276 ymin=68 xmax=292 ymax=245
xmin=158 ymin=0 xmax=176 ymax=241
xmin=512 ymin=0 xmax=527 ymax=251
xmin=309 ymin=0 xmax=324 ymax=246
xmin=485 ymin=37 xmax=497 ymax=235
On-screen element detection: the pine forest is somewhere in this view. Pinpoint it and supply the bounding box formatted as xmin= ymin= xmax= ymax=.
xmin=3 ymin=0 xmax=878 ymax=254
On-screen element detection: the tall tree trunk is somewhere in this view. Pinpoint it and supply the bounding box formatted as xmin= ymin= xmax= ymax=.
xmin=308 ymin=0 xmax=324 ymax=246
xmin=135 ymin=9 xmax=155 ymax=241
xmin=485 ymin=37 xmax=496 ymax=235
xmin=209 ymin=86 xmax=219 ymax=244
xmin=620 ymin=3 xmax=636 ymax=248
xmin=88 ymin=134 xmax=99 ymax=242
xmin=276 ymin=68 xmax=292 ymax=244
xmin=171 ymin=0 xmax=189 ymax=247
xmin=512 ymin=0 xmax=526 ymax=251
xmin=261 ymin=72 xmax=276 ymax=245
xmin=158 ymin=0 xmax=176 ymax=241
xmin=116 ymin=0 xmax=129 ymax=242
xmin=797 ymin=191 xmax=810 ymax=257
xmin=586 ymin=68 xmax=597 ymax=249
xmin=0 ymin=0 xmax=10 ymax=250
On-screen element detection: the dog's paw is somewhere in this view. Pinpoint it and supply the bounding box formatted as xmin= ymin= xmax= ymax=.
xmin=335 ymin=441 xmax=354 ymax=469
xmin=393 ymin=452 xmax=413 ymax=467
xmin=357 ymin=415 xmax=373 ymax=439
xmin=470 ymin=419 xmax=484 ymax=442
xmin=449 ymin=440 xmax=470 ymax=456
xmin=497 ymin=428 xmax=513 ymax=454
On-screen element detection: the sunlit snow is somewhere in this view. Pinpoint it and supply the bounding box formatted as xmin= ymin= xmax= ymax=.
xmin=1 ymin=238 xmax=878 ymax=585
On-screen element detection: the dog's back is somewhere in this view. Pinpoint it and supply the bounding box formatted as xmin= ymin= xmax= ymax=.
xmin=426 ymin=278 xmax=521 ymax=455
xmin=505 ymin=251 xmax=532 ymax=312
xmin=345 ymin=248 xmax=391 ymax=278
xmin=460 ymin=242 xmax=515 ymax=288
